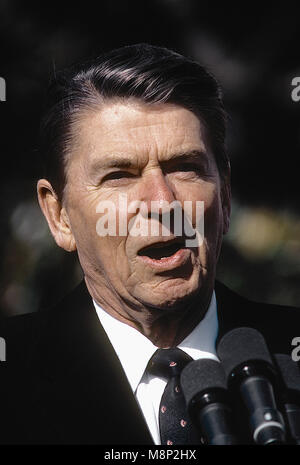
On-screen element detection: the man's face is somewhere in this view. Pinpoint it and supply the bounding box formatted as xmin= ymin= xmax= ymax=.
xmin=63 ymin=100 xmax=230 ymax=311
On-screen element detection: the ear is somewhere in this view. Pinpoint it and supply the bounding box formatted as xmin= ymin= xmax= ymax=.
xmin=37 ymin=179 xmax=76 ymax=252
xmin=220 ymin=167 xmax=231 ymax=235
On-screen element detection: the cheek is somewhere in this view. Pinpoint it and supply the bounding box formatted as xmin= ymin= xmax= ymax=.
xmin=178 ymin=183 xmax=222 ymax=226
xmin=94 ymin=201 xmax=134 ymax=277
xmin=204 ymin=197 xmax=223 ymax=241
xmin=67 ymin=193 xmax=120 ymax=260
xmin=202 ymin=196 xmax=224 ymax=264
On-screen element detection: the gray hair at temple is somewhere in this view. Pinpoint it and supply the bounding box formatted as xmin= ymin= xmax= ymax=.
xmin=39 ymin=43 xmax=230 ymax=200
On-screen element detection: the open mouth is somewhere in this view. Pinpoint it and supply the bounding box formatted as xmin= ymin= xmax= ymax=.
xmin=137 ymin=239 xmax=186 ymax=260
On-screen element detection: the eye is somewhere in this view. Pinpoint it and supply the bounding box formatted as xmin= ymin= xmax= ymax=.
xmin=101 ymin=171 xmax=137 ymax=184
xmin=179 ymin=163 xmax=203 ymax=172
xmin=169 ymin=163 xmax=205 ymax=176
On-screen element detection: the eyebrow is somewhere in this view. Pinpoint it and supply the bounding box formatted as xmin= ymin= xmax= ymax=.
xmin=90 ymin=157 xmax=137 ymax=173
xmin=90 ymin=149 xmax=208 ymax=173
xmin=162 ymin=149 xmax=208 ymax=165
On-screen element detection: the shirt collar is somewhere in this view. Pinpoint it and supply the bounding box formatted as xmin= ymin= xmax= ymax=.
xmin=93 ymin=291 xmax=218 ymax=392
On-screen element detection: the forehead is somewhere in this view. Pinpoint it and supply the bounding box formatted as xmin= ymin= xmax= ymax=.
xmin=70 ymin=100 xmax=209 ymax=167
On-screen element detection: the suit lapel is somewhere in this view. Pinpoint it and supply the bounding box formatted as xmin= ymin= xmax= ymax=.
xmin=215 ymin=280 xmax=298 ymax=356
xmin=30 ymin=281 xmax=153 ymax=444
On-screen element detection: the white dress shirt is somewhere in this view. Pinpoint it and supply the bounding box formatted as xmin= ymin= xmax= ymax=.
xmin=93 ymin=292 xmax=219 ymax=445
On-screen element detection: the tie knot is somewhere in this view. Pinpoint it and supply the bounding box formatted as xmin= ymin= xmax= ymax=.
xmin=147 ymin=348 xmax=192 ymax=379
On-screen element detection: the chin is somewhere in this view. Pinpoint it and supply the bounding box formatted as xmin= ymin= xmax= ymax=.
xmin=139 ymin=279 xmax=202 ymax=311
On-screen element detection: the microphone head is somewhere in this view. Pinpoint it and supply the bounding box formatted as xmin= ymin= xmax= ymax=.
xmin=217 ymin=327 xmax=274 ymax=377
xmin=180 ymin=358 xmax=227 ymax=408
xmin=274 ymin=354 xmax=300 ymax=394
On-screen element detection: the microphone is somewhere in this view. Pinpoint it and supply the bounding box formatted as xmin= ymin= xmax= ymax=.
xmin=217 ymin=327 xmax=286 ymax=445
xmin=274 ymin=354 xmax=300 ymax=445
xmin=180 ymin=358 xmax=239 ymax=445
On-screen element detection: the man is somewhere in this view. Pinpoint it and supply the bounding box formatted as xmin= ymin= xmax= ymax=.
xmin=0 ymin=43 xmax=299 ymax=445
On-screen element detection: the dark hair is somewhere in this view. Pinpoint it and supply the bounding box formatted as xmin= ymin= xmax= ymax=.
xmin=39 ymin=43 xmax=229 ymax=200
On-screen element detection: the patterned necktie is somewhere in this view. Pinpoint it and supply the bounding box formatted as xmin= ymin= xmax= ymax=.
xmin=147 ymin=348 xmax=201 ymax=445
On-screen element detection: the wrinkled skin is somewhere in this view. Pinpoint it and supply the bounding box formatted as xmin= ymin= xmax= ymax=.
xmin=38 ymin=100 xmax=230 ymax=347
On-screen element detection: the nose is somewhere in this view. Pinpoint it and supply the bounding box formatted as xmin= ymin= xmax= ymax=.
xmin=141 ymin=168 xmax=176 ymax=214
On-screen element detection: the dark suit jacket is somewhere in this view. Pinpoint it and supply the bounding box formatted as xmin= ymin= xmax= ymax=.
xmin=0 ymin=280 xmax=299 ymax=444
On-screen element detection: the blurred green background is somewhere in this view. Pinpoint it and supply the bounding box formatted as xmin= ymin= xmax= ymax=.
xmin=0 ymin=1 xmax=300 ymax=316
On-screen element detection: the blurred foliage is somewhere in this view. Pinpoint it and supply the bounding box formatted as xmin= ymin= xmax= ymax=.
xmin=0 ymin=1 xmax=300 ymax=316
